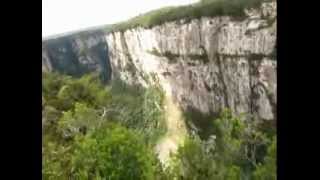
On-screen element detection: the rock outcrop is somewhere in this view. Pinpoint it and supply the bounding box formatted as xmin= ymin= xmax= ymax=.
xmin=42 ymin=31 xmax=112 ymax=82
xmin=106 ymin=2 xmax=277 ymax=121
xmin=42 ymin=1 xmax=276 ymax=122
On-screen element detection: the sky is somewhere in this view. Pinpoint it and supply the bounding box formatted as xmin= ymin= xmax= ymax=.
xmin=42 ymin=0 xmax=198 ymax=37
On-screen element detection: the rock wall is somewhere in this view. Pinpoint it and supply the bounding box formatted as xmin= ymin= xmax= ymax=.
xmin=106 ymin=2 xmax=277 ymax=121
xmin=42 ymin=2 xmax=277 ymax=122
xmin=42 ymin=31 xmax=112 ymax=82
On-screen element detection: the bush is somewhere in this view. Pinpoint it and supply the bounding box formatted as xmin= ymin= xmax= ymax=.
xmin=42 ymin=105 xmax=61 ymax=129
xmin=43 ymin=124 xmax=162 ymax=180
xmin=43 ymin=72 xmax=276 ymax=179
xmin=43 ymin=141 xmax=74 ymax=179
xmin=43 ymin=72 xmax=111 ymax=111
xmin=168 ymin=109 xmax=276 ymax=179
xmin=43 ymin=72 xmax=166 ymax=145
xmin=43 ymin=73 xmax=167 ymax=179
xmin=42 ymin=72 xmax=71 ymax=105
xmin=166 ymin=136 xmax=220 ymax=179
xmin=104 ymin=79 xmax=167 ymax=145
xmin=71 ymin=124 xmax=158 ymax=180
xmin=56 ymin=73 xmax=110 ymax=110
xmin=58 ymin=102 xmax=102 ymax=138
xmin=212 ymin=109 xmax=274 ymax=178
xmin=253 ymin=136 xmax=277 ymax=180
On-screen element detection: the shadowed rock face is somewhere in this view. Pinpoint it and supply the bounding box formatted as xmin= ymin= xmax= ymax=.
xmin=42 ymin=31 xmax=112 ymax=82
xmin=42 ymin=2 xmax=277 ymax=125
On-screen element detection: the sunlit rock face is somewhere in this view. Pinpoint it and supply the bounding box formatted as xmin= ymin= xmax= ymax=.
xmin=106 ymin=2 xmax=277 ymax=121
xmin=42 ymin=2 xmax=276 ymax=122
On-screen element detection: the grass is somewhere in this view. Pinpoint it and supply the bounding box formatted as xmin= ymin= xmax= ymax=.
xmin=106 ymin=0 xmax=273 ymax=33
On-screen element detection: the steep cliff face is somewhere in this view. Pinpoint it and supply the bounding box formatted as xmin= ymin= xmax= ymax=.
xmin=42 ymin=31 xmax=111 ymax=82
xmin=106 ymin=2 xmax=276 ymax=121
xmin=42 ymin=2 xmax=276 ymax=121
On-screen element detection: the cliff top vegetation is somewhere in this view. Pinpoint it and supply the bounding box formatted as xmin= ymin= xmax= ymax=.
xmin=106 ymin=0 xmax=273 ymax=33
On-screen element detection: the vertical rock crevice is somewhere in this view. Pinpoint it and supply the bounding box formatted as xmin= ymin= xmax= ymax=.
xmin=216 ymin=55 xmax=230 ymax=110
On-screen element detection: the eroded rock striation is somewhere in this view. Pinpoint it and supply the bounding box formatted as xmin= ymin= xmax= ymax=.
xmin=42 ymin=2 xmax=277 ymax=122
xmin=106 ymin=2 xmax=277 ymax=121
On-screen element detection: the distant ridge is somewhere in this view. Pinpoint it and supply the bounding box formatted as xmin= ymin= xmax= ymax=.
xmin=42 ymin=24 xmax=111 ymax=41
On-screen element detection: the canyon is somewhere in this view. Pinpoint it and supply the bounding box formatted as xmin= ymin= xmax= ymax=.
xmin=42 ymin=1 xmax=277 ymax=163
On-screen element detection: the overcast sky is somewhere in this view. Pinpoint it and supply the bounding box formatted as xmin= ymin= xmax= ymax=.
xmin=42 ymin=0 xmax=198 ymax=37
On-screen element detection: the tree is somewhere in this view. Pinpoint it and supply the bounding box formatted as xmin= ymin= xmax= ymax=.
xmin=167 ymin=136 xmax=221 ymax=180
xmin=253 ymin=136 xmax=277 ymax=180
xmin=71 ymin=124 xmax=158 ymax=180
xmin=167 ymin=109 xmax=276 ymax=180
xmin=58 ymin=102 xmax=102 ymax=138
xmin=43 ymin=141 xmax=74 ymax=180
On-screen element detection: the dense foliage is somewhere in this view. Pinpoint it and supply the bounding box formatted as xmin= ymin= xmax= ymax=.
xmin=43 ymin=72 xmax=276 ymax=179
xmin=71 ymin=124 xmax=158 ymax=179
xmin=42 ymin=72 xmax=166 ymax=179
xmin=107 ymin=0 xmax=272 ymax=32
xmin=166 ymin=109 xmax=276 ymax=180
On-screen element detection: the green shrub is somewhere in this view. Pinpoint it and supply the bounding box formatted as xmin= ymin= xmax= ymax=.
xmin=43 ymin=72 xmax=166 ymax=145
xmin=43 ymin=141 xmax=74 ymax=180
xmin=98 ymin=78 xmax=167 ymax=145
xmin=167 ymin=136 xmax=221 ymax=180
xmin=43 ymin=105 xmax=61 ymax=129
xmin=212 ymin=109 xmax=274 ymax=178
xmin=253 ymin=136 xmax=277 ymax=180
xmin=211 ymin=109 xmax=247 ymax=164
xmin=169 ymin=109 xmax=276 ymax=179
xmin=58 ymin=102 xmax=102 ymax=138
xmin=42 ymin=72 xmax=71 ymax=103
xmin=43 ymin=72 xmax=111 ymax=111
xmin=43 ymin=73 xmax=167 ymax=179
xmin=71 ymin=124 xmax=158 ymax=180
xmin=43 ymin=72 xmax=276 ymax=179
